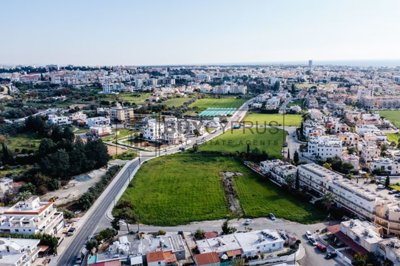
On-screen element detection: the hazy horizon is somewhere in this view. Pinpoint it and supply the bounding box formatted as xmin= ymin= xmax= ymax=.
xmin=2 ymin=0 xmax=400 ymax=66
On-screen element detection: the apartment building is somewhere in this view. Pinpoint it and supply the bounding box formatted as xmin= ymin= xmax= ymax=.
xmin=111 ymin=103 xmax=134 ymax=123
xmin=0 ymin=197 xmax=64 ymax=235
xmin=0 ymin=237 xmax=40 ymax=266
xmin=370 ymin=158 xmax=400 ymax=175
xmin=298 ymin=163 xmax=378 ymax=220
xmin=298 ymin=164 xmax=400 ymax=236
xmin=340 ymin=219 xmax=382 ymax=253
xmin=304 ymin=136 xmax=343 ymax=160
xmin=86 ymin=116 xmax=110 ymax=127
xmin=260 ymin=160 xmax=297 ymax=187
xmin=47 ymin=114 xmax=71 ymax=126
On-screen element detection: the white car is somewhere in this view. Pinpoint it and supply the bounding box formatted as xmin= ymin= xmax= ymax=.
xmin=305 ymin=230 xmax=312 ymax=239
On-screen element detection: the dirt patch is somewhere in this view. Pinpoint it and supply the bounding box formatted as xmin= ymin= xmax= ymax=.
xmin=107 ymin=144 xmax=128 ymax=156
xmin=221 ymin=171 xmax=243 ymax=216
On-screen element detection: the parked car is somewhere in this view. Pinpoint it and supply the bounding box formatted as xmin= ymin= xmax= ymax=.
xmin=389 ymin=190 xmax=398 ymax=195
xmin=308 ymin=238 xmax=317 ymax=246
xmin=268 ymin=213 xmax=276 ymax=220
xmin=305 ymin=230 xmax=312 ymax=239
xmin=377 ymin=184 xmax=385 ymax=189
xmin=243 ymin=219 xmax=252 ymax=225
xmin=395 ymin=194 xmax=400 ymax=198
xmin=75 ymin=256 xmax=82 ymax=265
xmin=316 ymin=243 xmax=327 ymax=252
xmin=67 ymin=227 xmax=76 ymax=236
xmin=325 ymin=251 xmax=338 ymax=259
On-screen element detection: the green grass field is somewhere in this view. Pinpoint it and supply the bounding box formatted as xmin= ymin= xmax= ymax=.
xmin=386 ymin=133 xmax=400 ymax=144
xmin=101 ymin=93 xmax=151 ymax=105
xmin=163 ymin=97 xmax=191 ymax=108
xmin=199 ymin=128 xmax=285 ymax=158
xmin=5 ymin=134 xmax=41 ymax=153
xmin=189 ymin=97 xmax=247 ymax=112
xmin=243 ymin=113 xmax=302 ymax=127
xmin=235 ymin=168 xmax=325 ymax=223
xmin=379 ymin=110 xmax=400 ymax=128
xmin=115 ymin=153 xmax=325 ymax=225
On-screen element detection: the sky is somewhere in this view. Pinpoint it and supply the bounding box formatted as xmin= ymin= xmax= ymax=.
xmin=1 ymin=0 xmax=400 ymax=66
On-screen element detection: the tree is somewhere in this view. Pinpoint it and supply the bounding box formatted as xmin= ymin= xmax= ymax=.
xmin=322 ymin=193 xmax=335 ymax=212
xmin=86 ymin=239 xmax=99 ymax=254
xmin=39 ymin=234 xmax=59 ymax=255
xmin=17 ymin=191 xmax=32 ymax=201
xmin=385 ymin=175 xmax=391 ymax=188
xmin=221 ymin=220 xmax=236 ymax=235
xmin=293 ymin=151 xmax=300 ymax=165
xmin=39 ymin=149 xmax=70 ymax=178
xmin=95 ymin=228 xmax=117 ymax=242
xmin=194 ymin=229 xmax=205 ymax=240
xmin=38 ymin=138 xmax=55 ymax=156
xmin=85 ymin=139 xmax=110 ymax=169
xmin=1 ymin=143 xmax=14 ymax=165
xmin=19 ymin=183 xmax=37 ymax=195
xmin=323 ymin=162 xmax=332 ymax=170
xmin=63 ymin=126 xmax=75 ymax=142
xmin=272 ymin=81 xmax=280 ymax=91
xmin=295 ymin=171 xmax=300 ymax=190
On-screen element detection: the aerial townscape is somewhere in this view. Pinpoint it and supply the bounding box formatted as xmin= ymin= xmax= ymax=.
xmin=2 ymin=1 xmax=400 ymax=266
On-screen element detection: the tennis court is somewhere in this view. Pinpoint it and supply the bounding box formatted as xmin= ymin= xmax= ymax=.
xmin=199 ymin=108 xmax=237 ymax=117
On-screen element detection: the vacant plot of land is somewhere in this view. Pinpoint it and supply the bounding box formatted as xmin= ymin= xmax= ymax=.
xmin=243 ymin=113 xmax=302 ymax=127
xmin=163 ymin=97 xmax=191 ymax=108
xmin=189 ymin=97 xmax=247 ymax=112
xmin=116 ymin=154 xmax=229 ymax=225
xmin=101 ymin=93 xmax=151 ymax=105
xmin=199 ymin=128 xmax=285 ymax=158
xmin=101 ymin=128 xmax=134 ymax=142
xmin=115 ymin=153 xmax=325 ymax=225
xmin=379 ymin=110 xmax=400 ymax=128
xmin=5 ymin=134 xmax=41 ymax=153
xmin=235 ymin=170 xmax=325 ymax=223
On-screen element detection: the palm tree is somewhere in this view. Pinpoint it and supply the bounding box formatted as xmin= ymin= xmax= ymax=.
xmin=322 ymin=192 xmax=335 ymax=211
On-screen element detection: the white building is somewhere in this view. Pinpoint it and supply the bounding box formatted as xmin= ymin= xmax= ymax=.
xmin=0 ymin=197 xmax=64 ymax=235
xmin=305 ymin=136 xmax=343 ymax=160
xmin=196 ymin=229 xmax=285 ymax=257
xmin=70 ymin=111 xmax=87 ymax=124
xmin=47 ymin=114 xmax=71 ymax=126
xmin=0 ymin=178 xmax=13 ymax=198
xmin=340 ymin=219 xmax=382 ymax=253
xmin=260 ymin=160 xmax=297 ymax=187
xmin=0 ymin=237 xmax=40 ymax=266
xmin=298 ymin=163 xmax=377 ymax=220
xmin=370 ymin=158 xmax=400 ymax=175
xmin=86 ymin=116 xmax=110 ymax=127
xmin=265 ymin=97 xmax=280 ymax=110
xmin=89 ymin=126 xmax=112 ymax=137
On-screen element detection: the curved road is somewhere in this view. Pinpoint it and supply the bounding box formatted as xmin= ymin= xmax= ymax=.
xmin=55 ymin=99 xmax=253 ymax=266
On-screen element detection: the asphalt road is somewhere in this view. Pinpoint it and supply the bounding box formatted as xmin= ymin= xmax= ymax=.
xmin=56 ymin=160 xmax=140 ymax=266
xmin=55 ymin=99 xmax=252 ymax=266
